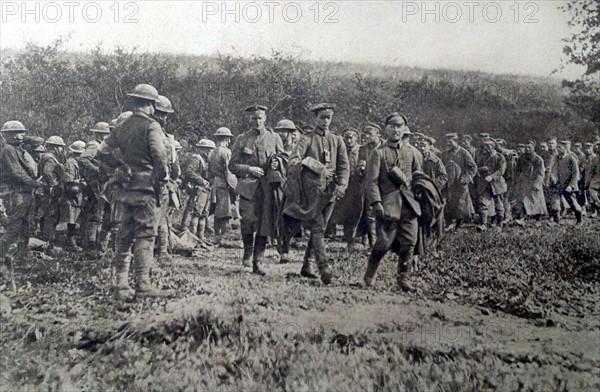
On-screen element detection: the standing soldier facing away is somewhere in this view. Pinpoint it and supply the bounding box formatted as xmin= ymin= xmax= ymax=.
xmin=284 ymin=103 xmax=349 ymax=284
xmin=229 ymin=105 xmax=284 ymax=275
xmin=546 ymin=140 xmax=582 ymax=224
xmin=61 ymin=140 xmax=87 ymax=251
xmin=39 ymin=136 xmax=67 ymax=248
xmin=208 ymin=127 xmax=236 ymax=246
xmin=363 ymin=113 xmax=423 ymax=291
xmin=0 ymin=121 xmax=42 ymax=268
xmin=97 ymin=83 xmax=171 ymax=300
xmin=474 ymin=138 xmax=507 ymax=229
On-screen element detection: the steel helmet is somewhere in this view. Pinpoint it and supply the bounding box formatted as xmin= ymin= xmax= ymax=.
xmin=33 ymin=145 xmax=46 ymax=153
xmin=90 ymin=121 xmax=111 ymax=134
xmin=45 ymin=135 xmax=66 ymax=147
xmin=195 ymin=139 xmax=216 ymax=149
xmin=127 ymin=83 xmax=159 ymax=102
xmin=155 ymin=95 xmax=175 ymax=113
xmin=1 ymin=120 xmax=27 ymax=133
xmin=213 ymin=127 xmax=234 ymax=137
xmin=69 ymin=140 xmax=87 ymax=153
xmin=275 ymin=119 xmax=296 ymax=131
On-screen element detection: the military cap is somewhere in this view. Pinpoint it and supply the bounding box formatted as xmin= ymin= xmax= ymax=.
xmin=384 ymin=112 xmax=408 ymax=126
xmin=478 ymin=133 xmax=490 ymax=139
xmin=155 ymin=95 xmax=175 ymax=114
xmin=460 ymin=134 xmax=473 ymax=142
xmin=495 ymin=138 xmax=507 ymax=146
xmin=421 ymin=136 xmax=436 ymax=145
xmin=584 ymin=142 xmax=595 ymax=147
xmin=91 ymin=121 xmax=111 ymax=134
xmin=46 ymin=135 xmax=66 ymax=147
xmin=22 ymin=135 xmax=45 ymax=147
xmin=274 ymin=119 xmax=296 ymax=131
xmin=517 ymin=143 xmax=526 ymax=148
xmin=1 ymin=120 xmax=26 ymax=133
xmin=539 ymin=142 xmax=548 ymax=148
xmin=127 ymin=83 xmax=159 ymax=102
xmin=342 ymin=127 xmax=360 ymax=137
xmin=482 ymin=138 xmax=496 ymax=145
xmin=244 ymin=104 xmax=267 ymax=112
xmin=310 ymin=103 xmax=335 ymax=114
xmin=548 ymin=137 xmax=557 ymax=142
xmin=412 ymin=132 xmax=425 ymax=139
xmin=527 ymin=140 xmax=536 ymax=146
xmin=69 ymin=140 xmax=87 ymax=153
xmin=574 ymin=142 xmax=582 ymax=148
xmin=195 ymin=139 xmax=216 ymax=149
xmin=33 ymin=145 xmax=46 ymax=153
xmin=445 ymin=133 xmax=459 ymax=140
xmin=214 ymin=127 xmax=234 ymax=137
xmin=559 ymin=140 xmax=571 ymax=146
xmin=364 ymin=122 xmax=381 ymax=132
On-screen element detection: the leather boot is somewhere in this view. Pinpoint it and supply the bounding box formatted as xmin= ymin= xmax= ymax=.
xmin=313 ymin=234 xmax=332 ymax=284
xmin=252 ymin=235 xmax=266 ymax=275
xmin=180 ymin=206 xmax=192 ymax=231
xmin=300 ymin=237 xmax=317 ymax=279
xmin=114 ymin=239 xmax=135 ymax=301
xmin=364 ymin=249 xmax=386 ymax=287
xmin=575 ymin=210 xmax=582 ymax=224
xmin=196 ymin=217 xmax=207 ymax=240
xmin=134 ymin=238 xmax=171 ymax=298
xmin=396 ymin=250 xmax=415 ymax=292
xmin=241 ymin=233 xmax=254 ymax=267
xmin=83 ymin=221 xmax=100 ymax=258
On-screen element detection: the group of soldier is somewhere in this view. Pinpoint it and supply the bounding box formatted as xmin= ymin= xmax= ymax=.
xmin=1 ymin=82 xmax=599 ymax=299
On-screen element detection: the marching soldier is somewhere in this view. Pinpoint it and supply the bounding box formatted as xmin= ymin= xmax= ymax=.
xmin=0 ymin=121 xmax=42 ymax=267
xmin=284 ymin=103 xmax=349 ymax=284
xmin=546 ymin=140 xmax=582 ymax=224
xmin=39 ymin=136 xmax=67 ymax=246
xmin=229 ymin=105 xmax=284 ymax=275
xmin=512 ymin=140 xmax=547 ymax=223
xmin=459 ymin=134 xmax=476 ymax=157
xmin=208 ymin=127 xmax=236 ymax=245
xmin=61 ymin=141 xmax=87 ymax=250
xmin=363 ymin=113 xmax=423 ymax=291
xmin=330 ymin=127 xmax=366 ymax=250
xmin=184 ymin=139 xmax=215 ymax=243
xmin=441 ymin=133 xmax=477 ymax=230
xmin=80 ymin=121 xmax=112 ymax=257
xmin=585 ymin=142 xmax=600 ymax=217
xmin=474 ymin=138 xmax=507 ymax=229
xmin=97 ymin=83 xmax=171 ymax=300
xmin=418 ymin=136 xmax=447 ymax=190
xmin=359 ymin=122 xmax=385 ymax=247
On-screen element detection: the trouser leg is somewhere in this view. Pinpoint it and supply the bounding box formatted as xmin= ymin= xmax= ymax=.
xmin=252 ymin=235 xmax=267 ymax=275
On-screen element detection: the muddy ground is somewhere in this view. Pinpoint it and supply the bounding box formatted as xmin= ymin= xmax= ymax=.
xmin=0 ymin=219 xmax=598 ymax=391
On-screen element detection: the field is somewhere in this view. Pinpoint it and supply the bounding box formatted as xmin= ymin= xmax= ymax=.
xmin=0 ymin=217 xmax=598 ymax=391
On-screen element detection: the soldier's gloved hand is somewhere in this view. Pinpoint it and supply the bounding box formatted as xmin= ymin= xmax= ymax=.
xmin=248 ymin=166 xmax=264 ymax=178
xmin=334 ymin=187 xmax=345 ymax=201
xmin=372 ymin=202 xmax=384 ymax=217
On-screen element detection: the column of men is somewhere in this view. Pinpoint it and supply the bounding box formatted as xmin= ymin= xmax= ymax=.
xmin=1 ymin=84 xmax=599 ymax=298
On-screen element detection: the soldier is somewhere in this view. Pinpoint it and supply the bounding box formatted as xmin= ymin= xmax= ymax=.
xmin=546 ymin=140 xmax=582 ymax=224
xmin=208 ymin=127 xmax=236 ymax=245
xmin=184 ymin=139 xmax=215 ymax=243
xmin=39 ymin=136 xmax=67 ymax=246
xmin=459 ymin=134 xmax=476 ymax=157
xmin=330 ymin=127 xmax=365 ymax=250
xmin=474 ymin=138 xmax=507 ymax=229
xmin=229 ymin=105 xmax=284 ymax=275
xmin=363 ymin=113 xmax=423 ymax=291
xmin=267 ymin=119 xmax=302 ymax=264
xmin=284 ymin=103 xmax=349 ymax=284
xmin=97 ymin=83 xmax=171 ymax=300
xmin=585 ymin=142 xmax=600 ymax=217
xmin=578 ymin=142 xmax=596 ymax=210
xmin=512 ymin=140 xmax=547 ymax=224
xmin=61 ymin=141 xmax=86 ymax=250
xmin=359 ymin=122 xmax=385 ymax=248
xmin=418 ymin=136 xmax=448 ymax=190
xmin=441 ymin=133 xmax=477 ymax=230
xmin=0 ymin=121 xmax=42 ymax=267
xmin=80 ymin=121 xmax=112 ymax=257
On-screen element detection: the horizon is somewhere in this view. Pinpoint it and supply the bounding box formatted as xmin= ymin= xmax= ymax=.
xmin=0 ymin=1 xmax=587 ymax=80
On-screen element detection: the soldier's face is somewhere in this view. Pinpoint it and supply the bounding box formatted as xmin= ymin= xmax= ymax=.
xmin=418 ymin=141 xmax=430 ymax=153
xmin=277 ymin=130 xmax=291 ymax=144
xmin=343 ymin=132 xmax=358 ymax=148
xmin=385 ymin=121 xmax=407 ymax=142
xmin=446 ymin=139 xmax=459 ymax=149
xmin=548 ymin=140 xmax=557 ymax=151
xmin=315 ymin=112 xmax=333 ymax=130
xmin=363 ymin=128 xmax=378 ymax=143
xmin=248 ymin=111 xmax=266 ymax=130
xmin=556 ymin=144 xmax=566 ymax=155
xmin=460 ymin=139 xmax=471 ymax=149
xmin=525 ymin=144 xmax=534 ymax=154
xmin=584 ymin=145 xmax=593 ymax=155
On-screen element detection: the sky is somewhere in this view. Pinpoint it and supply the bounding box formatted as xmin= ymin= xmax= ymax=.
xmin=0 ymin=0 xmax=586 ymax=79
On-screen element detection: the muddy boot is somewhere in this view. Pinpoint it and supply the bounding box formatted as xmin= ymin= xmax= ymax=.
xmin=364 ymin=249 xmax=386 ymax=287
xmin=65 ymin=224 xmax=82 ymax=252
xmin=300 ymin=258 xmax=318 ymax=279
xmin=396 ymin=250 xmax=415 ymax=292
xmin=575 ymin=210 xmax=582 ymax=224
xmin=241 ymin=233 xmax=254 ymax=267
xmin=114 ymin=240 xmax=135 ymax=301
xmin=134 ymin=238 xmax=171 ymax=298
xmin=252 ymin=235 xmax=267 ymax=276
xmin=83 ymin=221 xmax=100 ymax=258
